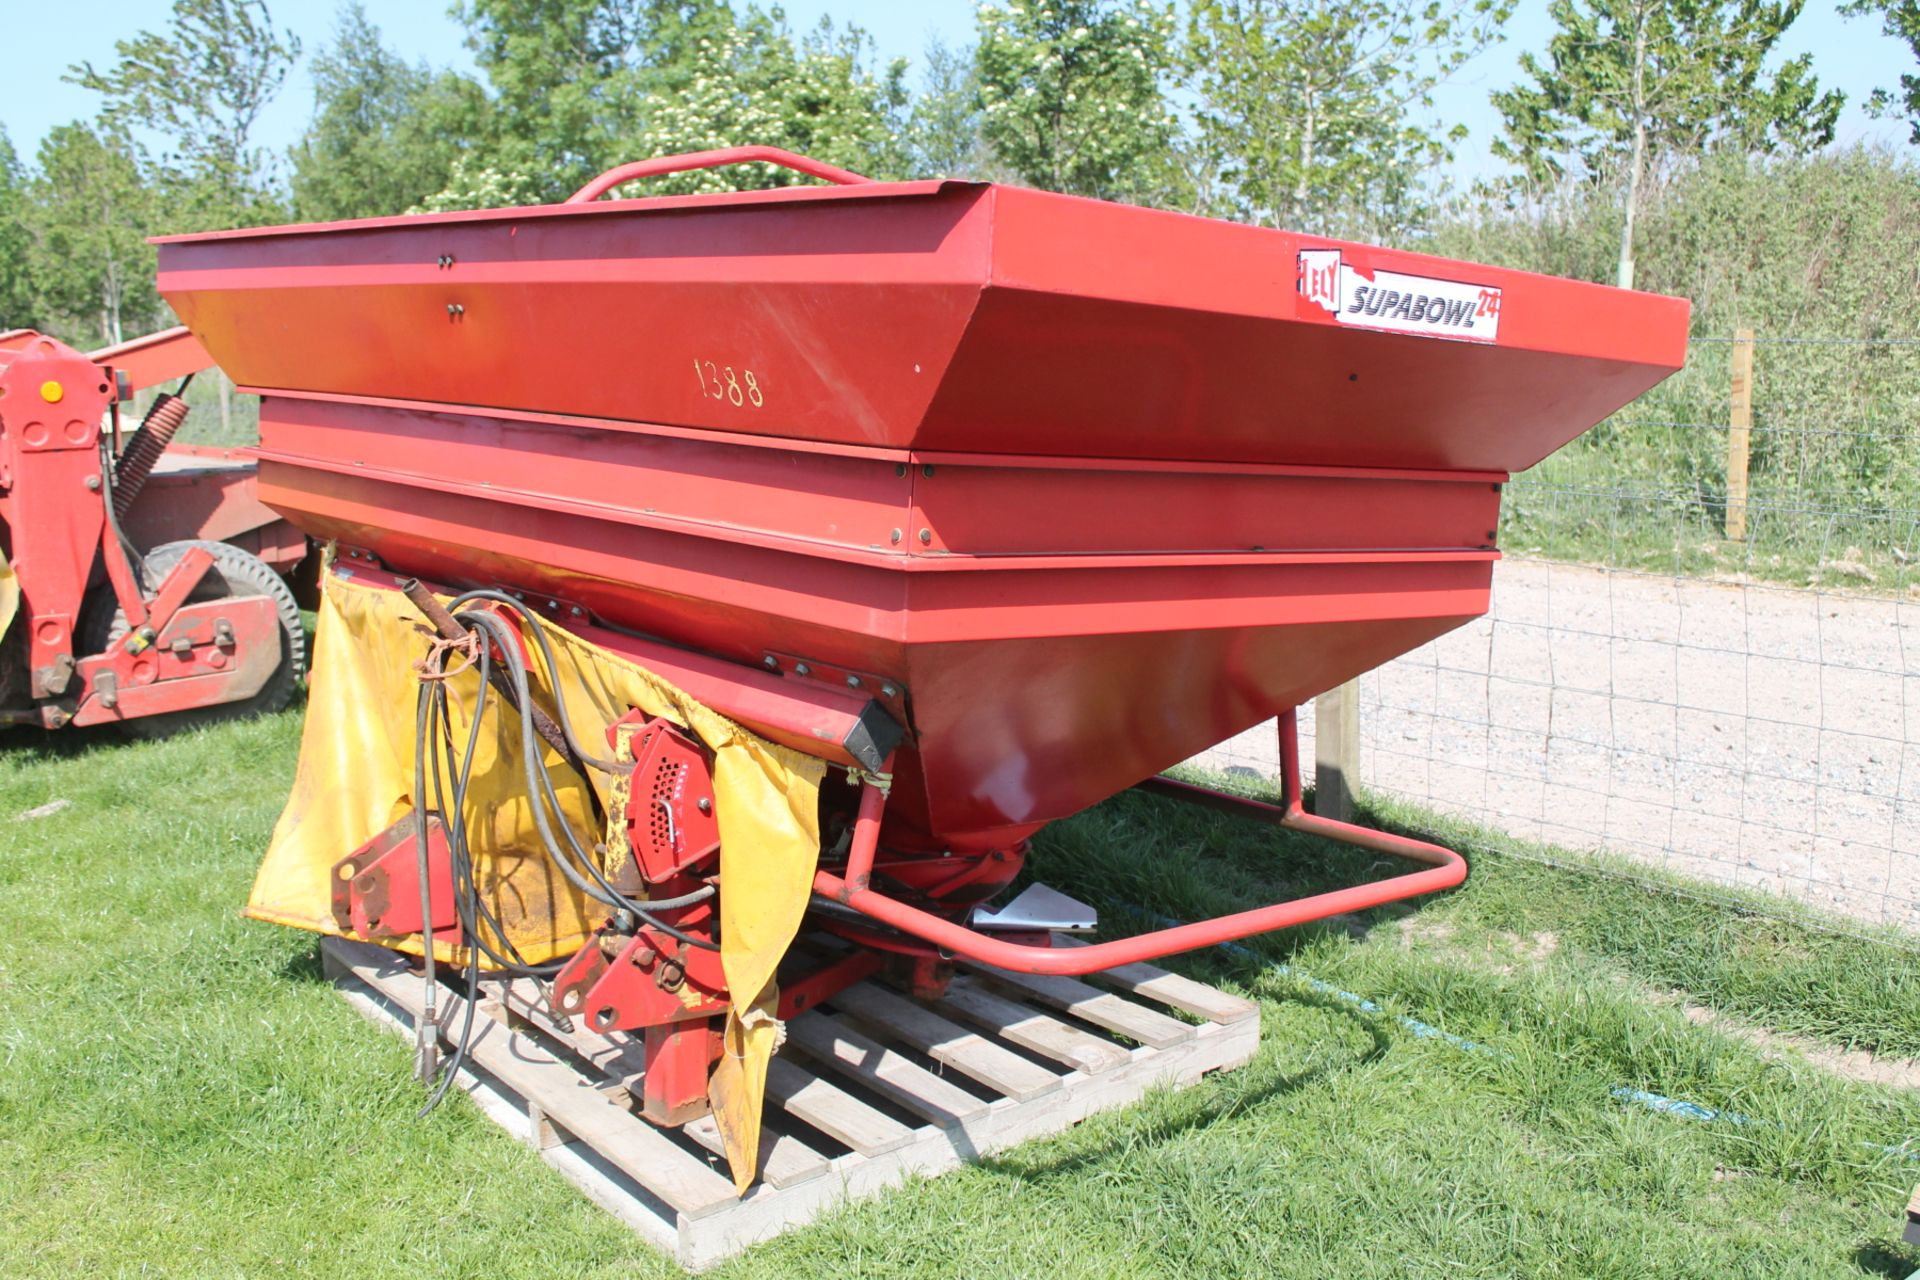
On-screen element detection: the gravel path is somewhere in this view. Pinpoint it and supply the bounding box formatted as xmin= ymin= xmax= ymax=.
xmin=1189 ymin=558 xmax=1920 ymax=931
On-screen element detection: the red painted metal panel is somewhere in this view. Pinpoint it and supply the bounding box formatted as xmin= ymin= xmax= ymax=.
xmin=251 ymin=397 xmax=1492 ymax=843
xmin=88 ymin=325 xmax=212 ymax=393
xmin=155 ymin=180 xmax=1688 ymax=472
xmin=157 ymin=188 xmax=988 ymax=449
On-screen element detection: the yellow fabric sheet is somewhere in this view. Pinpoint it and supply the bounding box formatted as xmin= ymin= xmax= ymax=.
xmin=0 ymin=547 xmax=16 ymax=650
xmin=249 ymin=561 xmax=825 ymax=1188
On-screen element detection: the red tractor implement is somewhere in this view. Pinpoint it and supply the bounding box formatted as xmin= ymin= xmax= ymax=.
xmin=0 ymin=325 xmax=304 ymax=734
xmin=155 ymin=147 xmax=1690 ymax=1186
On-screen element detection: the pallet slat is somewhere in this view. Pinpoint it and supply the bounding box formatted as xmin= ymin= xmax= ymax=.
xmin=967 ymin=965 xmax=1196 ymax=1048
xmin=764 ymin=1056 xmax=917 ymax=1156
xmin=324 ymin=937 xmax=740 ymax=1218
xmin=936 ymin=977 xmax=1132 ymax=1074
xmin=786 ymin=1011 xmax=991 ymax=1127
xmin=1053 ymin=937 xmax=1259 ymax=1025
xmin=838 ymin=981 xmax=1062 ymax=1102
xmin=682 ymin=1114 xmax=832 ymax=1191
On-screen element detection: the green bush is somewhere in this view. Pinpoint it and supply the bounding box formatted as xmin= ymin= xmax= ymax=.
xmin=1417 ymin=148 xmax=1920 ymax=587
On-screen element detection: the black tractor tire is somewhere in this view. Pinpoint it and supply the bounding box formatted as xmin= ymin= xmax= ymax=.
xmin=84 ymin=540 xmax=305 ymax=739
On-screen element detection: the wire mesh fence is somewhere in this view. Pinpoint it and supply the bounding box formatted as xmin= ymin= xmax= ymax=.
xmin=1189 ymin=333 xmax=1920 ymax=934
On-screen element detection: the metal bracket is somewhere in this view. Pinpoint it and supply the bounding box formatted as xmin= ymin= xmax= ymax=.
xmin=551 ymin=926 xmax=728 ymax=1034
xmin=974 ymin=883 xmax=1099 ymax=933
xmin=329 ymin=815 xmax=461 ymax=944
xmin=30 ymin=653 xmax=75 ymax=699
xmin=762 ymin=651 xmax=908 ymax=722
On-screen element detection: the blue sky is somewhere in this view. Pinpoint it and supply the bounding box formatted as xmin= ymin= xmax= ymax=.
xmin=2 ymin=0 xmax=1912 ymax=185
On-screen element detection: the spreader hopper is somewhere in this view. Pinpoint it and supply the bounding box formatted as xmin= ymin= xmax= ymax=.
xmin=156 ymin=147 xmax=1688 ymax=851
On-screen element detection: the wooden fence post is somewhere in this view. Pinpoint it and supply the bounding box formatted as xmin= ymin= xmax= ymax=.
xmin=1314 ymin=681 xmax=1360 ymax=822
xmin=1726 ymin=327 xmax=1754 ymax=541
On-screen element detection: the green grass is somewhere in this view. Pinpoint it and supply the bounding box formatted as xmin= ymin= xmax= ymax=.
xmin=1500 ymin=438 xmax=1920 ymax=593
xmin=4 ymin=716 xmax=1919 ymax=1277
xmin=1355 ymin=792 xmax=1920 ymax=1059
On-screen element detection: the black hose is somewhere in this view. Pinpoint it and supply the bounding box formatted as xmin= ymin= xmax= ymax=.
xmin=416 ymin=642 xmax=553 ymax=1117
xmin=427 ymin=648 xmax=566 ymax=977
xmin=444 ymin=589 xmax=625 ymax=772
xmin=411 ymin=585 xmax=732 ymax=1111
xmin=458 ymin=608 xmax=719 ymax=948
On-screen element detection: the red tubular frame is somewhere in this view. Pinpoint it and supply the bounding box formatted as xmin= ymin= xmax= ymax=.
xmin=811 ymin=708 xmax=1465 ymax=975
xmin=566 ymin=146 xmax=872 ymax=204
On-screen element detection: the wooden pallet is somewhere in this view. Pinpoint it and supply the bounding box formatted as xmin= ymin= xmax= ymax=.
xmin=322 ymin=933 xmax=1259 ymax=1271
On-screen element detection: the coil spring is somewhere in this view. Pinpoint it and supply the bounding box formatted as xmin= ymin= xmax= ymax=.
xmin=112 ymin=393 xmax=190 ymax=517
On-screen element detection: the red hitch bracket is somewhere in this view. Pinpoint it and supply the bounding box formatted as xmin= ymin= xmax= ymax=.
xmin=550 ymin=924 xmax=729 ymax=1035
xmin=329 ymin=815 xmax=461 ymax=945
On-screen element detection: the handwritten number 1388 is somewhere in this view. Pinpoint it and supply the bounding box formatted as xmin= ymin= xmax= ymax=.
xmin=693 ymin=358 xmax=763 ymax=408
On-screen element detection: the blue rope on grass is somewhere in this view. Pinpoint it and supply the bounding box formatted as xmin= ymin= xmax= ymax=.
xmin=1137 ymin=915 xmax=1504 ymax=1060
xmin=1610 ymin=1087 xmax=1746 ymax=1125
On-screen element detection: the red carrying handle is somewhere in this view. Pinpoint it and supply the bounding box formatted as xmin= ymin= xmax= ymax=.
xmin=566 ymin=146 xmax=874 ymax=204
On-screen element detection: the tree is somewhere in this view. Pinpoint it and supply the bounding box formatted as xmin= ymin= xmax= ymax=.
xmin=906 ymin=36 xmax=1003 ymax=180
xmin=1187 ymin=0 xmax=1510 ymax=237
xmin=1842 ymin=0 xmax=1920 ymax=141
xmin=973 ymin=0 xmax=1182 ymax=203
xmin=1493 ymin=0 xmax=1842 ymax=290
xmin=67 ymin=0 xmax=301 ymax=229
xmin=455 ymin=0 xmax=732 ymax=197
xmin=291 ymin=4 xmax=482 ymax=221
xmin=25 ymin=126 xmax=159 ymax=346
xmin=0 ymin=128 xmax=37 ymax=330
xmin=617 ymin=12 xmax=910 ymax=195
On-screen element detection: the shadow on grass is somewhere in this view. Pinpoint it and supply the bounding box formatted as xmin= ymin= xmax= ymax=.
xmin=276 ymin=939 xmax=329 ymax=985
xmin=1 ymin=685 xmax=311 ymax=768
xmin=1852 ymin=1241 xmax=1920 ymax=1278
xmin=0 ymin=720 xmax=134 ymax=761
xmin=970 ymin=987 xmax=1385 ymax=1189
xmin=1025 ymin=779 xmax=1465 ymax=965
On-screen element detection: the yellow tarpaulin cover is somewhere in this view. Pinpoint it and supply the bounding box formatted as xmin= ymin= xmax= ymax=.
xmin=250 ymin=562 xmax=825 ymax=1189
xmin=0 ymin=547 xmax=16 ymax=651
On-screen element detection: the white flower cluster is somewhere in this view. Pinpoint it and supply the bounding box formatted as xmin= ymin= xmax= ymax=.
xmin=975 ymin=0 xmax=1179 ymax=198
xmin=409 ymin=153 xmax=546 ymax=213
xmin=617 ymin=18 xmax=903 ymax=196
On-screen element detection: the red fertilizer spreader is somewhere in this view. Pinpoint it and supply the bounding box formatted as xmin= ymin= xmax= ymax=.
xmin=156 ymin=148 xmax=1689 ymax=1132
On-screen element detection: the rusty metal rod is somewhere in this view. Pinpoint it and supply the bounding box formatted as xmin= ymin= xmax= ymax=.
xmin=397 ymin=576 xmax=575 ymax=763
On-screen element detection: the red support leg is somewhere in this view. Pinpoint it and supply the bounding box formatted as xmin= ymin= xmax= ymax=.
xmin=813 ymin=709 xmax=1468 ymax=975
xmin=639 ymin=1020 xmax=721 ymax=1127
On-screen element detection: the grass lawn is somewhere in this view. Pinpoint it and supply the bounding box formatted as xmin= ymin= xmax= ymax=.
xmin=4 ymin=708 xmax=1919 ymax=1278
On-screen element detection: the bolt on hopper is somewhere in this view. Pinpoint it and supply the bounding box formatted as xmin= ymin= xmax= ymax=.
xmin=156 ymin=148 xmax=1689 ymax=1184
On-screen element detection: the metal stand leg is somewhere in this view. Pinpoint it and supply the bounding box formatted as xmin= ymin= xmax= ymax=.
xmin=640 ymin=1021 xmax=721 ymax=1127
xmin=814 ymin=708 xmax=1467 ymax=976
